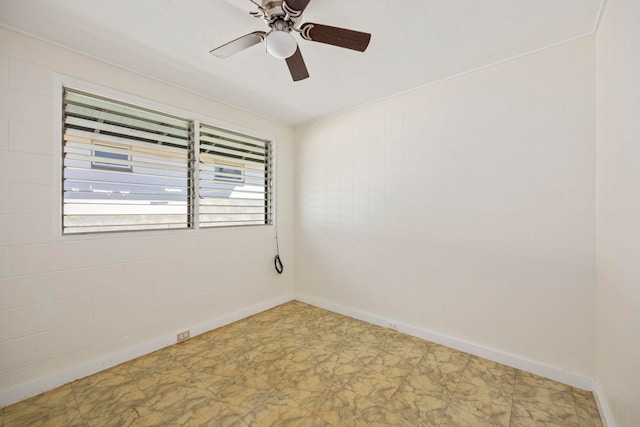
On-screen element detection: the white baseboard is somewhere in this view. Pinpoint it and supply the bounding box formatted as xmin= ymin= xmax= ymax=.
xmin=295 ymin=293 xmax=594 ymax=391
xmin=0 ymin=294 xmax=294 ymax=408
xmin=592 ymin=381 xmax=616 ymax=427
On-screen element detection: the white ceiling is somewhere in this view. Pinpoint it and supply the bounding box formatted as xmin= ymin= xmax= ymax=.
xmin=0 ymin=0 xmax=603 ymax=126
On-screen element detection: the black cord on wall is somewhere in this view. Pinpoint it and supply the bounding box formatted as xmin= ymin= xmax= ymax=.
xmin=274 ymin=225 xmax=284 ymax=274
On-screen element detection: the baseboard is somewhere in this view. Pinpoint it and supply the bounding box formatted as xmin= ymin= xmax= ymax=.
xmin=0 ymin=294 xmax=294 ymax=408
xmin=295 ymin=293 xmax=594 ymax=391
xmin=592 ymin=381 xmax=616 ymax=427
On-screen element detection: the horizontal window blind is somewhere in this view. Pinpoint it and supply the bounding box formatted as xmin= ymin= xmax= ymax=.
xmin=62 ymin=88 xmax=193 ymax=234
xmin=199 ymin=123 xmax=272 ymax=227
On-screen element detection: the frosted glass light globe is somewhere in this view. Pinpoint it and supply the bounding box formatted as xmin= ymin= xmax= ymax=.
xmin=266 ymin=30 xmax=297 ymax=59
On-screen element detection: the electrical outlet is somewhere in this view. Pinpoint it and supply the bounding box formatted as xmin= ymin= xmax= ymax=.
xmin=177 ymin=330 xmax=190 ymax=342
xmin=388 ymin=322 xmax=399 ymax=331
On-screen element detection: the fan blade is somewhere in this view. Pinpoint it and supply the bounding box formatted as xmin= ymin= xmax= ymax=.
xmin=283 ymin=0 xmax=311 ymax=14
xmin=285 ymin=46 xmax=309 ymax=81
xmin=300 ymin=23 xmax=371 ymax=52
xmin=210 ymin=31 xmax=266 ymax=58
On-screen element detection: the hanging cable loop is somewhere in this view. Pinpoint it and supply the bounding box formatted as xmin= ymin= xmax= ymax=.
xmin=274 ymin=254 xmax=284 ymax=274
xmin=274 ymin=220 xmax=284 ymax=274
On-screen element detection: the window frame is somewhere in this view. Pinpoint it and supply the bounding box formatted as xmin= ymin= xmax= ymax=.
xmin=53 ymin=76 xmax=276 ymax=240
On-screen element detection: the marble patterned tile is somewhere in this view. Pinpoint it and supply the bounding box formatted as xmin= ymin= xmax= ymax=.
xmin=315 ymin=387 xmax=412 ymax=427
xmin=381 ymin=334 xmax=432 ymax=359
xmin=513 ymin=371 xmax=577 ymax=414
xmin=424 ymin=343 xmax=471 ymax=367
xmin=251 ymin=355 xmax=294 ymax=386
xmin=346 ymin=326 xmax=392 ymax=347
xmin=167 ymin=336 xmax=225 ymax=362
xmin=3 ymin=385 xmax=85 ymax=427
xmin=156 ymin=395 xmax=244 ymax=426
xmin=307 ymin=337 xmax=345 ymax=356
xmin=133 ymin=363 xmax=195 ymax=397
xmin=181 ymin=349 xmax=252 ymax=378
xmin=313 ymin=324 xmax=351 ymax=343
xmin=384 ymin=382 xmax=449 ymax=426
xmin=284 ymin=344 xmax=335 ymax=366
xmin=315 ymin=356 xmax=363 ymax=388
xmin=190 ymin=370 xmax=238 ymax=397
xmin=343 ymin=364 xmax=405 ymax=406
xmin=211 ymin=329 xmax=263 ymax=350
xmin=218 ymin=373 xmax=274 ymax=418
xmin=275 ymin=366 xmax=344 ymax=413
xmin=338 ymin=337 xmax=381 ymax=356
xmin=578 ymin=415 xmax=605 ymax=427
xmin=573 ymin=388 xmax=603 ymax=427
xmin=145 ymin=378 xmax=215 ymax=413
xmin=251 ymin=337 xmax=302 ymax=355
xmin=447 ymin=400 xmax=511 ymax=427
xmin=125 ymin=412 xmax=166 ymax=426
xmin=284 ymin=388 xmax=338 ymax=416
xmin=366 ymin=350 xmax=419 ymax=382
xmin=515 ymin=370 xmax=574 ymax=393
xmin=230 ymin=342 xmax=285 ymax=365
xmin=305 ymin=323 xmax=341 ymax=340
xmin=73 ymin=380 xmax=150 ymax=427
xmin=241 ymin=392 xmax=329 ymax=426
xmin=404 ymin=353 xmax=469 ymax=401
xmin=440 ymin=403 xmax=507 ymax=427
xmin=513 ymin=370 xmax=579 ymax=426
xmin=74 ymin=363 xmax=133 ymax=389
xmin=462 ymin=356 xmax=516 ymax=396
xmin=510 ymin=399 xmax=579 ymax=427
xmin=125 ymin=349 xmax=182 ymax=378
xmin=447 ymin=356 xmax=515 ymax=425
xmin=329 ymin=344 xmax=380 ymax=367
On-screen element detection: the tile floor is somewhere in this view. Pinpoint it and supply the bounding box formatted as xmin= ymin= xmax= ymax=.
xmin=1 ymin=301 xmax=603 ymax=426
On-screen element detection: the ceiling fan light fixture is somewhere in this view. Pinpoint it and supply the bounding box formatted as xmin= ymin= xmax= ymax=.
xmin=266 ymin=30 xmax=297 ymax=59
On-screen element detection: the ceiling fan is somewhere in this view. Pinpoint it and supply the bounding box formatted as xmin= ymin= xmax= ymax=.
xmin=211 ymin=0 xmax=371 ymax=81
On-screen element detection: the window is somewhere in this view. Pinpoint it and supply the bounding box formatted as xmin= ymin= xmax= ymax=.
xmin=61 ymin=87 xmax=273 ymax=235
xmin=199 ymin=123 xmax=272 ymax=227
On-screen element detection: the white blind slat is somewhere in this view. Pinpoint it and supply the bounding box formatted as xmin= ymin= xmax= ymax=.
xmin=65 ymin=104 xmax=190 ymax=138
xmin=199 ymin=135 xmax=267 ymax=155
xmin=64 ymin=166 xmax=190 ymax=182
xmin=64 ymin=141 xmax=188 ymax=164
xmin=65 ymin=132 xmax=188 ymax=155
xmin=200 ymin=125 xmax=268 ymax=147
xmin=64 ymin=153 xmax=189 ymax=173
xmin=65 ymin=91 xmax=189 ymax=129
xmin=65 ymin=116 xmax=190 ymax=147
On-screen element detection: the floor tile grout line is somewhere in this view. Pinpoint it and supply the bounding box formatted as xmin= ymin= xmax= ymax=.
xmin=507 ymin=364 xmax=519 ymax=427
xmin=435 ymin=352 xmax=474 ymax=427
xmin=71 ymin=383 xmax=87 ymax=427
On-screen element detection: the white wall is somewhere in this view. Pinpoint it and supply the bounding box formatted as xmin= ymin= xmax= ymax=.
xmin=0 ymin=28 xmax=295 ymax=406
xmin=295 ymin=37 xmax=596 ymax=384
xmin=595 ymin=0 xmax=640 ymax=425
